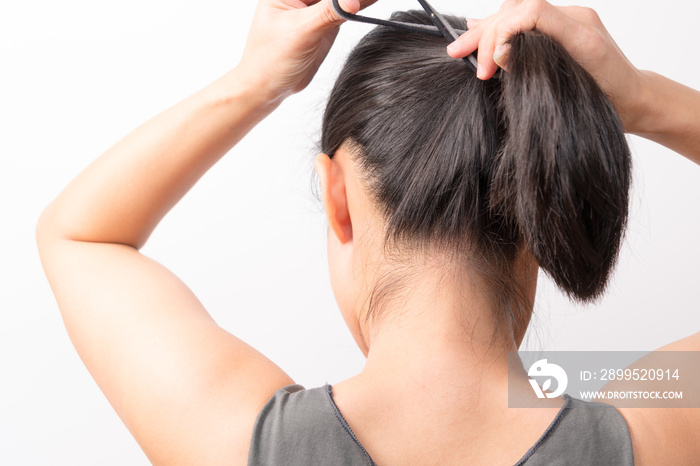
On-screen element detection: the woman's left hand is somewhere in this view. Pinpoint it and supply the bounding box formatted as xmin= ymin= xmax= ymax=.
xmin=237 ymin=0 xmax=376 ymax=103
xmin=445 ymin=0 xmax=642 ymax=128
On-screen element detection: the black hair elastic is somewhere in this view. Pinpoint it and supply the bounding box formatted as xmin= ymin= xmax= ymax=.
xmin=331 ymin=0 xmax=480 ymax=73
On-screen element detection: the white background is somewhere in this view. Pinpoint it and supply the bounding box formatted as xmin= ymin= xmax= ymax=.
xmin=2 ymin=0 xmax=699 ymax=463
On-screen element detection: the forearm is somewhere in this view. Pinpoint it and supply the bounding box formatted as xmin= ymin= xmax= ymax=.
xmin=629 ymin=71 xmax=700 ymax=166
xmin=38 ymin=68 xmax=278 ymax=249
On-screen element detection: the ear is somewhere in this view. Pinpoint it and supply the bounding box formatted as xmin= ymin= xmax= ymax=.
xmin=315 ymin=153 xmax=353 ymax=244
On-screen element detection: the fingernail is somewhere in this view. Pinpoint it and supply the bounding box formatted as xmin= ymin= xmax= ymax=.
xmin=493 ymin=44 xmax=509 ymax=67
xmin=446 ymin=42 xmax=458 ymax=55
xmin=476 ymin=64 xmax=484 ymax=79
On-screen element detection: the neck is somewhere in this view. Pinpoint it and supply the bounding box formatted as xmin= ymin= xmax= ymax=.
xmin=356 ymin=260 xmax=522 ymax=402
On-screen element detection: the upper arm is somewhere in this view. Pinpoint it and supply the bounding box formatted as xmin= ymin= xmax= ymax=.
xmin=601 ymin=332 xmax=700 ymax=465
xmin=37 ymin=234 xmax=294 ymax=465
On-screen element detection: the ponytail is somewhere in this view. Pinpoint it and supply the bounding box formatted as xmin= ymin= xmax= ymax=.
xmin=491 ymin=31 xmax=632 ymax=302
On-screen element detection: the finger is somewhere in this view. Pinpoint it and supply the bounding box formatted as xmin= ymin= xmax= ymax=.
xmin=493 ymin=43 xmax=511 ymax=70
xmin=446 ymin=28 xmax=481 ymax=59
xmin=358 ymin=0 xmax=379 ymax=10
xmin=310 ymin=0 xmax=360 ymax=27
xmin=475 ymin=1 xmax=555 ymax=79
xmin=475 ymin=28 xmax=501 ymax=79
xmin=338 ymin=0 xmax=360 ymax=13
xmin=466 ymin=18 xmax=482 ymax=29
xmin=488 ymin=14 xmax=536 ymax=74
xmin=490 ymin=1 xmax=538 ymax=47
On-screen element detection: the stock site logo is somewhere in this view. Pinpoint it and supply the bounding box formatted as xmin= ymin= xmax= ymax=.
xmin=528 ymin=359 xmax=568 ymax=398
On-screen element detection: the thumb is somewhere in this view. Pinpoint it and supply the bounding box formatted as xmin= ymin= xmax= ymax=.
xmin=308 ymin=0 xmax=360 ymax=33
xmin=493 ymin=42 xmax=511 ymax=71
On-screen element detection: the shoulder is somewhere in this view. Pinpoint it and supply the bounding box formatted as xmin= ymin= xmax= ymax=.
xmin=600 ymin=335 xmax=700 ymax=464
xmin=612 ymin=401 xmax=700 ymax=465
xmin=610 ymin=393 xmax=700 ymax=464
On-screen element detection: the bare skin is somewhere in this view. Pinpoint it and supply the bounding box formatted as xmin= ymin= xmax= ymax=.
xmin=37 ymin=0 xmax=700 ymax=464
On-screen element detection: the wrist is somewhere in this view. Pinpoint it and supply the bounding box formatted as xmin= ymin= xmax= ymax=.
xmin=200 ymin=66 xmax=285 ymax=122
xmin=620 ymin=70 xmax=659 ymax=136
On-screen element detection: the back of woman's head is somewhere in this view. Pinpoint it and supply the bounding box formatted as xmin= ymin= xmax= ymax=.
xmin=321 ymin=11 xmax=631 ymax=330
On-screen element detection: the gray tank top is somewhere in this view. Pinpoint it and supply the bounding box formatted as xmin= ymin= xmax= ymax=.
xmin=248 ymin=384 xmax=634 ymax=465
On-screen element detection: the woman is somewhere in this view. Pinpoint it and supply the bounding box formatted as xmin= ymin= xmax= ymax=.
xmin=36 ymin=0 xmax=700 ymax=464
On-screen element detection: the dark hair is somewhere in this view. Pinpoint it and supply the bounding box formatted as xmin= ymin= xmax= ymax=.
xmin=321 ymin=11 xmax=631 ymax=334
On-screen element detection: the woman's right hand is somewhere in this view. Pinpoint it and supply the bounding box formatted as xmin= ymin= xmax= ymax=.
xmin=446 ymin=0 xmax=645 ymax=132
xmin=235 ymin=0 xmax=377 ymax=105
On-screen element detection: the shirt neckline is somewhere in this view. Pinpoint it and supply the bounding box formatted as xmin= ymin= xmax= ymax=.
xmin=324 ymin=384 xmax=572 ymax=466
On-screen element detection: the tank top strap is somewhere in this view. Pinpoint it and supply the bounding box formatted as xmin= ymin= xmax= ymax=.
xmin=248 ymin=384 xmax=374 ymax=465
xmin=517 ymin=395 xmax=634 ymax=465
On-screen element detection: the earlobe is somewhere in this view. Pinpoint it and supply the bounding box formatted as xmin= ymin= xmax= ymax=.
xmin=315 ymin=153 xmax=353 ymax=244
